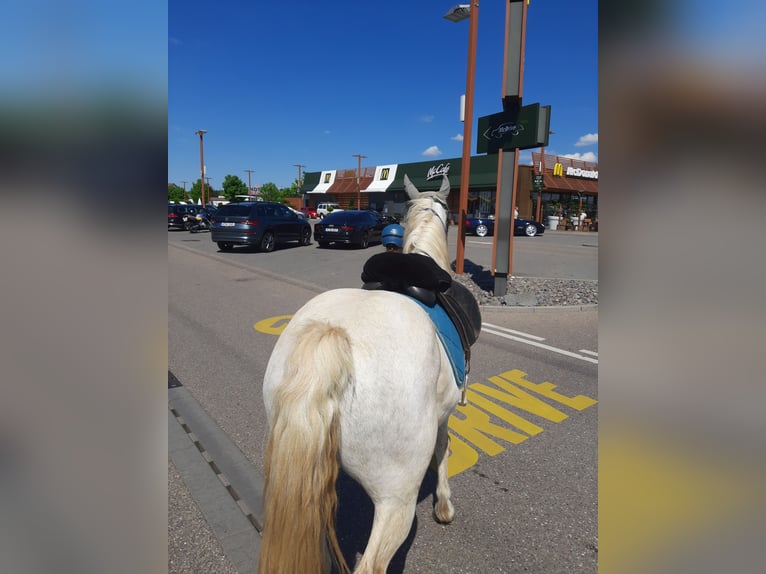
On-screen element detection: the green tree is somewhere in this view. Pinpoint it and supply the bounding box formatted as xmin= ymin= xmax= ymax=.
xmin=284 ymin=179 xmax=302 ymax=197
xmin=221 ymin=174 xmax=248 ymax=203
xmin=258 ymin=182 xmax=283 ymax=202
xmin=188 ymin=179 xmax=203 ymax=204
xmin=187 ymin=179 xmax=217 ymax=204
xmin=168 ymin=183 xmax=184 ymax=203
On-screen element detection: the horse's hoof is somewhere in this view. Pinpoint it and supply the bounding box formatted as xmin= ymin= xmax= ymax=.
xmin=434 ymin=500 xmax=455 ymax=524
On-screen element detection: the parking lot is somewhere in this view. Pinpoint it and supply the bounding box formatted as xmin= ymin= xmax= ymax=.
xmin=168 ymin=225 xmax=598 ymax=573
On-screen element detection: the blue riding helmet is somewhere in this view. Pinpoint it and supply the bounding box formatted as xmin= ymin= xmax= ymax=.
xmin=382 ymin=223 xmax=404 ymax=248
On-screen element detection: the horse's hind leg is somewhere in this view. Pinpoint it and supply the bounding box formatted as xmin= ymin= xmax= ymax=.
xmin=433 ymin=421 xmax=455 ymax=524
xmin=353 ymin=498 xmax=416 ymax=574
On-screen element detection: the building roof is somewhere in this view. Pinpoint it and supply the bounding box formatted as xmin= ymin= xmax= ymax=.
xmin=301 ymin=152 xmax=598 ymax=195
xmin=532 ymin=152 xmax=599 ymax=194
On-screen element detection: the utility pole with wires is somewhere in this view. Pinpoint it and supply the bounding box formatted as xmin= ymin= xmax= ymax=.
xmin=352 ymin=154 xmax=367 ymax=209
xmin=195 ymin=129 xmax=207 ymax=205
xmin=293 ymin=164 xmax=305 ymax=197
xmin=244 ymin=169 xmax=255 ymax=197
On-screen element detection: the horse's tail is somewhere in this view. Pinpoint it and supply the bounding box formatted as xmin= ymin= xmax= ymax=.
xmin=259 ymin=321 xmax=354 ymax=574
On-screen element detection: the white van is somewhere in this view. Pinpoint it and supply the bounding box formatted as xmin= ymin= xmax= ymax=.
xmin=316 ymin=202 xmax=343 ymax=219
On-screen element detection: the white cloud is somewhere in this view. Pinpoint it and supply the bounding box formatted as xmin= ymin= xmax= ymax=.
xmin=562 ymin=151 xmax=598 ymax=163
xmin=420 ymin=115 xmax=435 ymax=123
xmin=574 ymin=133 xmax=598 ymax=147
xmin=422 ymin=146 xmax=442 ymax=157
xmin=451 ymin=133 xmax=463 ymax=142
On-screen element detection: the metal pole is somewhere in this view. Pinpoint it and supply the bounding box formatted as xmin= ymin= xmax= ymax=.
xmin=293 ymin=164 xmax=305 ymax=196
xmin=536 ymin=148 xmax=544 ymax=222
xmin=491 ymin=0 xmax=528 ymax=296
xmin=352 ymin=154 xmax=366 ymax=209
xmin=244 ymin=169 xmax=254 ymax=196
xmin=195 ymin=130 xmax=207 ymax=205
xmin=455 ymin=2 xmax=479 ymax=275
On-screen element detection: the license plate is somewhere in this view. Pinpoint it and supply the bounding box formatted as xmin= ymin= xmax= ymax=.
xmin=325 ymin=227 xmax=338 ymax=232
xmin=221 ymin=222 xmax=235 ymax=227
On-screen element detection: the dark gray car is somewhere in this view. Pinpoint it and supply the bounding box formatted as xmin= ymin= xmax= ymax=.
xmin=210 ymin=202 xmax=312 ymax=252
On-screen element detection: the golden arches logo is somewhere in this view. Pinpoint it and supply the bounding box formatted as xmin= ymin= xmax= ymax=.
xmin=553 ymin=163 xmax=563 ymax=176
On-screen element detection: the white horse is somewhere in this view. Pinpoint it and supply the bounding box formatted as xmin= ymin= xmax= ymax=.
xmin=259 ymin=174 xmax=460 ymax=574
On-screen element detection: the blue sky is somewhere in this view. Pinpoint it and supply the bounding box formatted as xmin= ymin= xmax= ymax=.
xmin=169 ymin=0 xmax=597 ymax=190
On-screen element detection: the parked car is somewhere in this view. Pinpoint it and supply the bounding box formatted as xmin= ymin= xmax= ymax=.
xmin=316 ymin=202 xmax=343 ymax=219
xmin=313 ymin=210 xmax=385 ymax=248
xmin=210 ymin=201 xmax=312 ymax=252
xmin=300 ymin=206 xmax=318 ymax=219
xmin=168 ymin=204 xmax=205 ymax=230
xmin=288 ymin=206 xmax=308 ymax=219
xmin=465 ymin=215 xmax=545 ymax=237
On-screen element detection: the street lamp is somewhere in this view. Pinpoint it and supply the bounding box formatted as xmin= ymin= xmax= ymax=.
xmin=195 ymin=130 xmax=207 ymax=205
xmin=444 ymin=3 xmax=478 ymax=275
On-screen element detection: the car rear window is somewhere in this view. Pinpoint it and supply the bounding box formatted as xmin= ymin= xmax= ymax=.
xmin=215 ymin=204 xmax=252 ymax=217
xmin=321 ymin=212 xmax=353 ymax=224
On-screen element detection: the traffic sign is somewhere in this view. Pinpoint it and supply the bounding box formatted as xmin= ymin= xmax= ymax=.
xmin=477 ymin=103 xmax=551 ymax=154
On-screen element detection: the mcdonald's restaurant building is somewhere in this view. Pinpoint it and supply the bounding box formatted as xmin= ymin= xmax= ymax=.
xmin=300 ymin=152 xmax=598 ymax=230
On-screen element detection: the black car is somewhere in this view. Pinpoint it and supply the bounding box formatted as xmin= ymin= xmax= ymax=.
xmin=313 ymin=210 xmax=385 ymax=248
xmin=210 ymin=201 xmax=312 ymax=252
xmin=168 ymin=204 xmax=203 ymax=230
xmin=465 ymin=215 xmax=545 ymax=237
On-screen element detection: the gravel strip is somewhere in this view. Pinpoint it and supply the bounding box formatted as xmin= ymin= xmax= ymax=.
xmin=452 ymin=272 xmax=598 ymax=307
xmin=168 ymin=460 xmax=239 ymax=574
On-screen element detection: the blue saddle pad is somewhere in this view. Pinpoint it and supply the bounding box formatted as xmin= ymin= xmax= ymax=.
xmin=411 ymin=299 xmax=465 ymax=386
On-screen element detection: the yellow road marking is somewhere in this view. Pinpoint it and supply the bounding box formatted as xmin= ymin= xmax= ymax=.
xmin=254 ymin=315 xmax=293 ymax=335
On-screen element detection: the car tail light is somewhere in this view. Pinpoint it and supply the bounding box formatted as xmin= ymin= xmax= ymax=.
xmin=341 ymin=225 xmax=354 ymax=232
xmin=169 ymin=213 xmax=178 ymax=218
xmin=244 ymin=219 xmax=259 ymax=226
xmin=464 ymin=220 xmax=472 ymax=227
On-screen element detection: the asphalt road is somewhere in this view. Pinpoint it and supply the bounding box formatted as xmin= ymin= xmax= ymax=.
xmin=168 ymin=226 xmax=598 ymax=573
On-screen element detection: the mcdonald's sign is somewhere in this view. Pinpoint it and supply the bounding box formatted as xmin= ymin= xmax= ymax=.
xmin=553 ymin=163 xmax=563 ymax=176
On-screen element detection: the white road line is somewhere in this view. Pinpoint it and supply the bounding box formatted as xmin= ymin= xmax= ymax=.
xmin=482 ymin=322 xmax=546 ymax=341
xmin=579 ymin=349 xmax=599 ymax=357
xmin=481 ymin=327 xmax=599 ymax=365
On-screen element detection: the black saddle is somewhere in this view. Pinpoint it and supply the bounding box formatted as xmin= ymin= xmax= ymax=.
xmin=361 ymin=252 xmax=481 ymax=353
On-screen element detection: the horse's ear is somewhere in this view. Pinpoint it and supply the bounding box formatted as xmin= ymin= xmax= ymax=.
xmin=437 ymin=175 xmax=450 ymax=200
xmin=403 ymin=174 xmax=420 ymax=200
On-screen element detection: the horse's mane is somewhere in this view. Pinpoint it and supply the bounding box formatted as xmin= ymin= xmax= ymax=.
xmin=401 ymin=194 xmax=451 ymax=272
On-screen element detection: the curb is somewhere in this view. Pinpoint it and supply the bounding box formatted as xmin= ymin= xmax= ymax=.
xmin=481 ymin=303 xmax=598 ymax=313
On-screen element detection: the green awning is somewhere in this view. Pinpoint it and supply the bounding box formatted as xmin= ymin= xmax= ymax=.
xmin=390 ymin=155 xmax=498 ymax=191
xmin=299 ymin=171 xmax=320 ymax=193
xmin=300 ymin=154 xmax=500 ymax=194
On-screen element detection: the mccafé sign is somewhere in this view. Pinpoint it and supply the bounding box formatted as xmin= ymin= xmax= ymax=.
xmin=552 ymin=163 xmax=598 ymax=180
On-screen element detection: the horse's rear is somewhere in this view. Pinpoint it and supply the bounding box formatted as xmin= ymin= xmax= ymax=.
xmin=260 ymin=288 xmax=460 ymax=574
